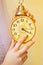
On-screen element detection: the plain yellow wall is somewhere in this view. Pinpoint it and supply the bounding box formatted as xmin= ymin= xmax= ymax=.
xmin=5 ymin=0 xmax=43 ymax=65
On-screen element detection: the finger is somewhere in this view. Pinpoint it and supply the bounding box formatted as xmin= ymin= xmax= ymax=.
xmin=22 ymin=55 xmax=28 ymax=63
xmin=18 ymin=51 xmax=28 ymax=57
xmin=21 ymin=52 xmax=27 ymax=58
xmin=19 ymin=54 xmax=28 ymax=64
xmin=9 ymin=39 xmax=16 ymax=49
xmin=18 ymin=39 xmax=35 ymax=55
xmin=13 ymin=35 xmax=27 ymax=51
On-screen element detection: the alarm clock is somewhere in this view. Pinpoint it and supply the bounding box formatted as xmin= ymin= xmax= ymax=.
xmin=9 ymin=2 xmax=36 ymax=43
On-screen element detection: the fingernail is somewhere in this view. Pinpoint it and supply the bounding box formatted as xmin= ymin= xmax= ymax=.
xmin=31 ymin=39 xmax=36 ymax=43
xmin=24 ymin=35 xmax=28 ymax=38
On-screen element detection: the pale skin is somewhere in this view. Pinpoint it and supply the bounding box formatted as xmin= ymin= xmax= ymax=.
xmin=0 ymin=0 xmax=35 ymax=65
xmin=2 ymin=36 xmax=35 ymax=65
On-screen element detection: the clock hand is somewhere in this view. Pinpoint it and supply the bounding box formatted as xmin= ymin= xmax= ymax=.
xmin=21 ymin=28 xmax=30 ymax=34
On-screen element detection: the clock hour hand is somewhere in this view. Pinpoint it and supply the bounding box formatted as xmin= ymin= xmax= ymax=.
xmin=21 ymin=28 xmax=30 ymax=34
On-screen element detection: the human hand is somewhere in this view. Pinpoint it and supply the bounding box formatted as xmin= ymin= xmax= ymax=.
xmin=2 ymin=35 xmax=35 ymax=65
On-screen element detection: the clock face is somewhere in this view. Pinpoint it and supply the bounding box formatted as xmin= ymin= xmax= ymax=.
xmin=9 ymin=16 xmax=36 ymax=43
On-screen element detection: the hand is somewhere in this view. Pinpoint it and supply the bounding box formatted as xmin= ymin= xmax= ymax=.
xmin=2 ymin=35 xmax=35 ymax=65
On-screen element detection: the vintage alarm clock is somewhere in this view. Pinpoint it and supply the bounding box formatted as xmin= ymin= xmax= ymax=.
xmin=9 ymin=0 xmax=36 ymax=43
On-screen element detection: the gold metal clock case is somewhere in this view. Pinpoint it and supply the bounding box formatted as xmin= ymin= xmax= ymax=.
xmin=9 ymin=3 xmax=36 ymax=43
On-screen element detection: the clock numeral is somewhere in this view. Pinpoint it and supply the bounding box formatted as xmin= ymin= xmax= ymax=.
xmin=12 ymin=28 xmax=15 ymax=31
xmin=21 ymin=19 xmax=24 ymax=22
xmin=26 ymin=20 xmax=28 ymax=23
xmin=14 ymin=32 xmax=17 ymax=35
xmin=29 ymin=23 xmax=31 ymax=26
xmin=31 ymin=27 xmax=33 ymax=30
xmin=17 ymin=21 xmax=19 ymax=23
xmin=29 ymin=31 xmax=32 ymax=34
xmin=13 ymin=24 xmax=17 ymax=27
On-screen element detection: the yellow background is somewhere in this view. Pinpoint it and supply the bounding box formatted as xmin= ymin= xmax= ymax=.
xmin=4 ymin=0 xmax=43 ymax=65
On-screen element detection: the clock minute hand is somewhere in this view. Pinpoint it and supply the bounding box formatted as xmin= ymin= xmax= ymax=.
xmin=21 ymin=28 xmax=30 ymax=33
